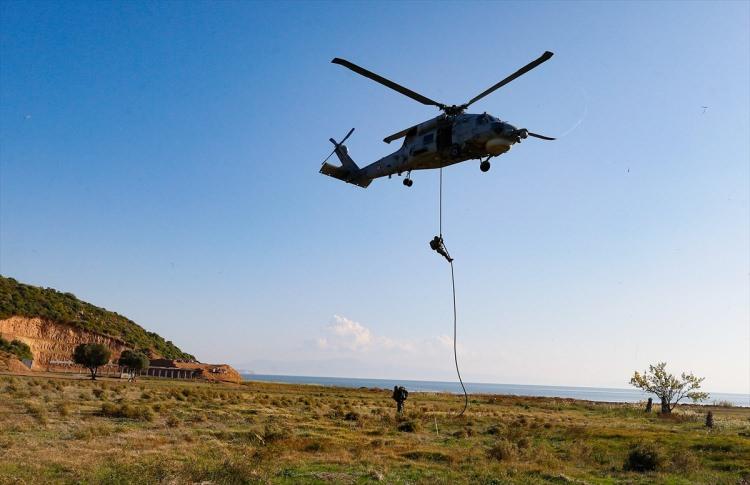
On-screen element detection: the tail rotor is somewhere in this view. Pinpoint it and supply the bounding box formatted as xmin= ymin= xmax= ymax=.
xmin=322 ymin=127 xmax=355 ymax=164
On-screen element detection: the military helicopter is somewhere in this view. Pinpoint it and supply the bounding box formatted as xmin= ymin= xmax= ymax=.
xmin=320 ymin=51 xmax=556 ymax=188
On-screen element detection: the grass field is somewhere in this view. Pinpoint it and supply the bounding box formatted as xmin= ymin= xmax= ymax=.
xmin=0 ymin=373 xmax=748 ymax=484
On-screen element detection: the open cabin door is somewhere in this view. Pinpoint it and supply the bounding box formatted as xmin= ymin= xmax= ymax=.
xmin=436 ymin=120 xmax=453 ymax=152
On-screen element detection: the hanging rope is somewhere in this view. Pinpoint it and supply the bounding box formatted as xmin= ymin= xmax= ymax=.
xmin=437 ymin=167 xmax=468 ymax=416
xmin=450 ymin=260 xmax=468 ymax=416
xmin=439 ymin=166 xmax=443 ymax=237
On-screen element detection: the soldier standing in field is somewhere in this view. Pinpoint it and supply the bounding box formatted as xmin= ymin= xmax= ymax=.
xmin=392 ymin=385 xmax=409 ymax=414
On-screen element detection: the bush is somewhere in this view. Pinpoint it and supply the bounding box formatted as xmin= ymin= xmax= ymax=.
xmin=624 ymin=442 xmax=662 ymax=472
xmin=0 ymin=337 xmax=33 ymax=360
xmin=343 ymin=411 xmax=360 ymax=421
xmin=24 ymin=401 xmax=47 ymax=423
xmin=303 ymin=440 xmax=326 ymax=452
xmin=100 ymin=403 xmax=154 ymax=421
xmin=670 ymin=450 xmax=699 ymax=473
xmin=57 ymin=402 xmax=71 ymax=417
xmin=488 ymin=439 xmax=517 ymax=461
xmin=396 ymin=420 xmax=418 ymax=433
xmin=263 ymin=423 xmax=290 ymax=442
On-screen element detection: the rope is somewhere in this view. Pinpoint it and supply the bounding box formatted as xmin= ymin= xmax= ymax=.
xmin=439 ymin=166 xmax=443 ymax=237
xmin=450 ymin=260 xmax=468 ymax=416
xmin=438 ymin=167 xmax=468 ymax=416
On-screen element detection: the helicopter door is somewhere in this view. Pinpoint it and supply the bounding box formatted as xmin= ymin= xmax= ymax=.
xmin=436 ymin=124 xmax=452 ymax=152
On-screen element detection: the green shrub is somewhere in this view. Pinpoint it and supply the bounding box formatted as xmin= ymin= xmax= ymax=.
xmin=624 ymin=442 xmax=663 ymax=472
xmin=0 ymin=337 xmax=33 ymax=360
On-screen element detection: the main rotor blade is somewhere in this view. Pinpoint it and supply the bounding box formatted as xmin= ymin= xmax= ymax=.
xmin=463 ymin=51 xmax=554 ymax=108
xmin=332 ymin=58 xmax=444 ymax=108
xmin=528 ymin=132 xmax=556 ymax=140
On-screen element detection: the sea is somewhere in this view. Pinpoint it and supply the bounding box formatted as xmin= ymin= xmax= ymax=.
xmin=242 ymin=374 xmax=749 ymax=408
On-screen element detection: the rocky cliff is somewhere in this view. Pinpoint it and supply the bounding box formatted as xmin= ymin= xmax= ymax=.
xmin=0 ymin=316 xmax=130 ymax=370
xmin=0 ymin=315 xmax=241 ymax=384
xmin=0 ymin=276 xmax=193 ymax=360
xmin=0 ymin=276 xmax=241 ymax=384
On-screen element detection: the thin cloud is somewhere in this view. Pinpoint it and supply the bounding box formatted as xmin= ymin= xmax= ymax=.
xmin=316 ymin=315 xmax=458 ymax=354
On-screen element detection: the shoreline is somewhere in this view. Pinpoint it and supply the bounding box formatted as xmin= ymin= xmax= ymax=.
xmin=242 ymin=373 xmax=750 ymax=407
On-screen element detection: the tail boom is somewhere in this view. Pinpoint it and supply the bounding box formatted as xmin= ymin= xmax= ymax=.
xmin=319 ymin=141 xmax=372 ymax=188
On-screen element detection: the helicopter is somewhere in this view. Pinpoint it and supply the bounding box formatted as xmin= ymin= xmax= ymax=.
xmin=320 ymin=51 xmax=556 ymax=188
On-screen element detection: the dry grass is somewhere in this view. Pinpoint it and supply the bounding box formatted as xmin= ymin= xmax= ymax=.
xmin=0 ymin=372 xmax=748 ymax=484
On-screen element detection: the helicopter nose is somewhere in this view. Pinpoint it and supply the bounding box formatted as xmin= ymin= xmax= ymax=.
xmin=491 ymin=122 xmax=516 ymax=135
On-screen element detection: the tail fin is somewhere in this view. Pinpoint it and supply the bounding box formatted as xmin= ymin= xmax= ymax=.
xmin=319 ymin=130 xmax=372 ymax=188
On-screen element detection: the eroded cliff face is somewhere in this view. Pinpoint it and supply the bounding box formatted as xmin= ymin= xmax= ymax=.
xmin=0 ymin=316 xmax=241 ymax=384
xmin=0 ymin=316 xmax=130 ymax=370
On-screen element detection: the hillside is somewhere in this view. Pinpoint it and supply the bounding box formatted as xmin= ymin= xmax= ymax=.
xmin=0 ymin=276 xmax=194 ymax=361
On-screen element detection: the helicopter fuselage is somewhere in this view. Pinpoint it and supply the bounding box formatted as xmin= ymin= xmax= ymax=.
xmin=357 ymin=113 xmax=524 ymax=181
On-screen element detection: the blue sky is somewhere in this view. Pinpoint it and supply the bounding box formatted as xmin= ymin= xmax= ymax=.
xmin=1 ymin=1 xmax=748 ymax=393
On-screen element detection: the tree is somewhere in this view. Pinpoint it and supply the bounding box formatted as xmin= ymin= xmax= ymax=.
xmin=73 ymin=343 xmax=112 ymax=380
xmin=118 ymin=350 xmax=149 ymax=381
xmin=629 ymin=362 xmax=708 ymax=414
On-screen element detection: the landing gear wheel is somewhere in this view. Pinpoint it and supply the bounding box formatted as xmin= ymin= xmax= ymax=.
xmin=480 ymin=160 xmax=491 ymax=172
xmin=449 ymin=144 xmax=461 ymax=158
xmin=403 ymin=178 xmax=413 ymax=187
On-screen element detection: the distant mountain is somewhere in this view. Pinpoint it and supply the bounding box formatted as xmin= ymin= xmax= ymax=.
xmin=0 ymin=275 xmax=194 ymax=360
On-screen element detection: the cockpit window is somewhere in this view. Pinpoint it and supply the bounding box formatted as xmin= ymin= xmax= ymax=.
xmin=423 ymin=133 xmax=434 ymax=145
